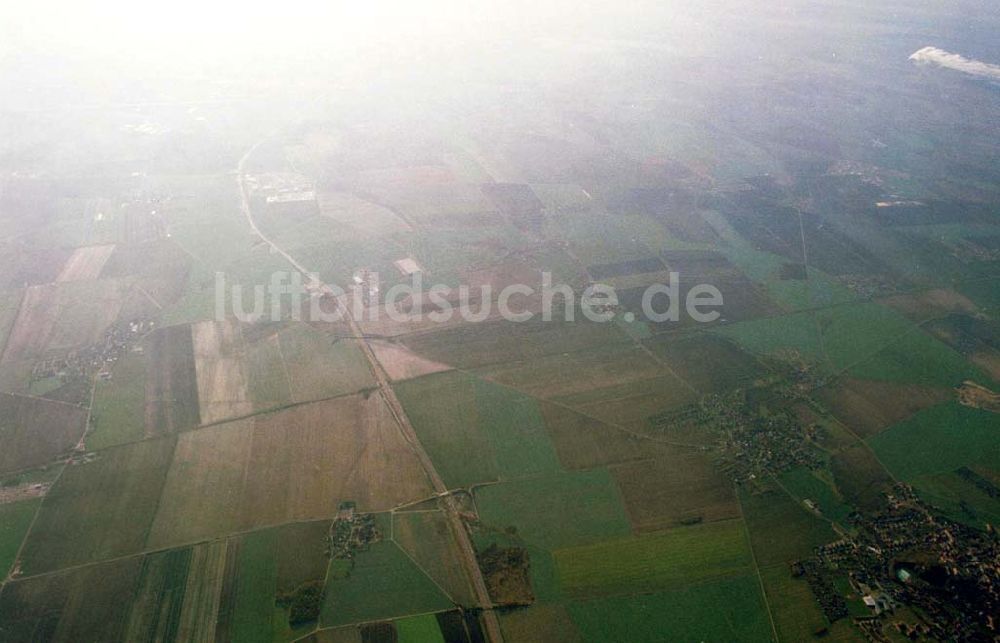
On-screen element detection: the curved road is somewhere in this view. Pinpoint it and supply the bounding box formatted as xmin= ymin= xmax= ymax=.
xmin=236 ymin=141 xmax=504 ymax=642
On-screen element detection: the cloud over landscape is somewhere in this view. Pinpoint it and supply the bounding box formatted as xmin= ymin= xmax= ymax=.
xmin=909 ymin=46 xmax=1000 ymax=81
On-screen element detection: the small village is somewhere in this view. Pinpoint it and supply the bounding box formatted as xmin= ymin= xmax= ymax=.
xmin=328 ymin=502 xmax=381 ymax=560
xmin=31 ymin=318 xmax=155 ymax=388
xmin=795 ymin=485 xmax=999 ymax=641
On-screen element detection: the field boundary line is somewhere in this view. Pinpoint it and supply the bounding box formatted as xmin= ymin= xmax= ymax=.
xmin=388 ymin=513 xmax=467 ymax=607
xmin=2 ymin=374 xmax=98 ymax=587
xmin=736 ymin=487 xmax=781 ymax=643
xmin=0 ymin=288 xmax=26 ymax=365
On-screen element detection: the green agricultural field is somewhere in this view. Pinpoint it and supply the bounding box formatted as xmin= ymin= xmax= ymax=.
xmin=848 ymin=328 xmax=989 ymax=387
xmin=815 ymin=303 xmax=923 ymax=370
xmin=472 ymin=531 xmax=562 ymax=603
xmin=395 ymin=614 xmax=446 ymax=643
xmin=88 ymin=349 xmax=147 ymax=449
xmin=320 ymin=539 xmax=452 ymax=627
xmin=567 ymin=574 xmax=775 ymax=643
xmin=243 ymin=330 xmax=294 ymax=411
xmin=405 ymin=226 xmax=534 ymax=289
xmin=758 ymin=564 xmax=858 ymax=642
xmin=402 ymin=316 xmax=629 ymax=371
xmin=739 ymin=486 xmax=838 ymax=568
xmin=0 ymin=291 xmax=21 ymax=356
xmin=777 ymin=468 xmax=854 ymax=527
xmin=17 ymin=437 xmax=176 ymax=575
xmin=145 ymin=323 xmax=201 ymax=435
xmin=474 ymin=469 xmax=632 ymax=550
xmin=499 ymin=604 xmax=582 ymax=643
xmin=642 ymin=332 xmax=766 ymax=394
xmin=395 ymin=371 xmax=500 ymax=488
xmin=477 ymin=342 xmax=667 ymax=401
xmin=123 ymin=547 xmax=195 ymax=642
xmin=0 ymin=498 xmax=39 ymax=576
xmin=545 ymin=206 xmax=657 ymax=266
xmin=472 ymin=378 xmax=562 ymax=479
xmin=277 ymin=324 xmax=375 ymax=403
xmin=217 ymin=521 xmax=331 ymax=643
xmin=714 ymin=311 xmax=824 ymax=367
xmin=223 ymin=528 xmax=279 ymax=643
xmin=553 ymin=520 xmax=753 ymax=598
xmin=552 ymin=374 xmax=698 ymax=433
xmin=146 ymin=420 xmax=252 ymax=548
xmin=392 ymin=510 xmax=476 ymax=607
xmin=721 ymin=242 xmax=856 ymax=312
xmin=0 ymin=556 xmax=142 ymax=642
xmin=540 ymin=402 xmax=677 ymax=470
xmin=829 ymin=444 xmax=896 ymax=513
xmin=910 ymin=469 xmax=1000 ymax=529
xmin=959 ymin=278 xmax=1000 ymax=318
xmin=397 ymin=371 xmax=563 ymax=483
xmin=868 ymin=402 xmax=1000 ymax=480
xmin=718 ymin=301 xmax=985 ymax=387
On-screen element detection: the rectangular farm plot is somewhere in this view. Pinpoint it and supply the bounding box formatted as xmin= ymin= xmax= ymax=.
xmin=396 ymin=614 xmax=448 ymax=643
xmin=149 ymin=394 xmax=433 ymax=547
xmin=540 ymin=402 xmax=676 ymax=470
xmin=394 ymin=371 xmax=500 ymax=489
xmin=1 ymin=279 xmax=127 ymax=363
xmin=566 ymin=574 xmax=773 ymax=643
xmin=401 ymin=316 xmax=630 ymax=370
xmin=719 ymin=302 xmax=989 ymax=387
xmin=369 ymin=339 xmax=451 ymax=382
xmin=909 ymin=469 xmax=1000 ymax=528
xmin=643 ymin=332 xmax=766 ymax=395
xmin=847 ymin=324 xmax=990 ymax=388
xmin=123 ymin=541 xmax=229 ymax=643
xmin=499 ymin=604 xmax=582 ymax=643
xmin=0 ymin=291 xmax=22 ymax=358
xmin=714 ymin=310 xmax=825 ymax=368
xmin=276 ymin=324 xmax=375 ymax=402
xmin=55 ymin=244 xmax=116 ymax=282
xmin=216 ymin=520 xmax=332 ymax=643
xmin=739 ymin=485 xmax=837 ymax=568
xmin=145 ymin=323 xmax=201 ymax=435
xmin=472 ymin=377 xmax=562 ymax=479
xmin=392 ymin=510 xmax=477 ymax=607
xmin=0 ymin=556 xmax=142 ymax=642
xmin=814 ymin=378 xmax=953 ymax=438
xmin=759 ymin=563 xmax=838 ymax=643
xmin=146 ymin=419 xmax=255 ymax=548
xmin=0 ymin=392 xmax=89 ymax=474
xmin=192 ymin=319 xmax=252 ymax=425
xmin=88 ymin=348 xmax=147 ymax=449
xmin=611 ymin=450 xmax=739 ymax=532
xmin=0 ymin=498 xmax=40 ymax=577
xmin=553 ymin=520 xmax=753 ymax=598
xmin=553 ymin=374 xmax=698 ymax=431
xmin=474 ymin=469 xmax=631 ymax=550
xmin=477 ymin=342 xmax=667 ymax=400
xmin=18 ymin=437 xmax=175 ymax=575
xmin=868 ymin=402 xmax=1000 ymax=480
xmin=320 ymin=538 xmax=452 ymax=628
xmin=830 ymin=443 xmax=895 ymax=513
xmin=398 ymin=370 xmax=562 ymax=483
xmin=243 ymin=329 xmax=294 ymax=411
xmin=240 ymin=393 xmax=432 ymax=527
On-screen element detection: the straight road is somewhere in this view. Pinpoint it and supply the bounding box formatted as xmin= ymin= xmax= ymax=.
xmin=236 ymin=142 xmax=504 ymax=642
